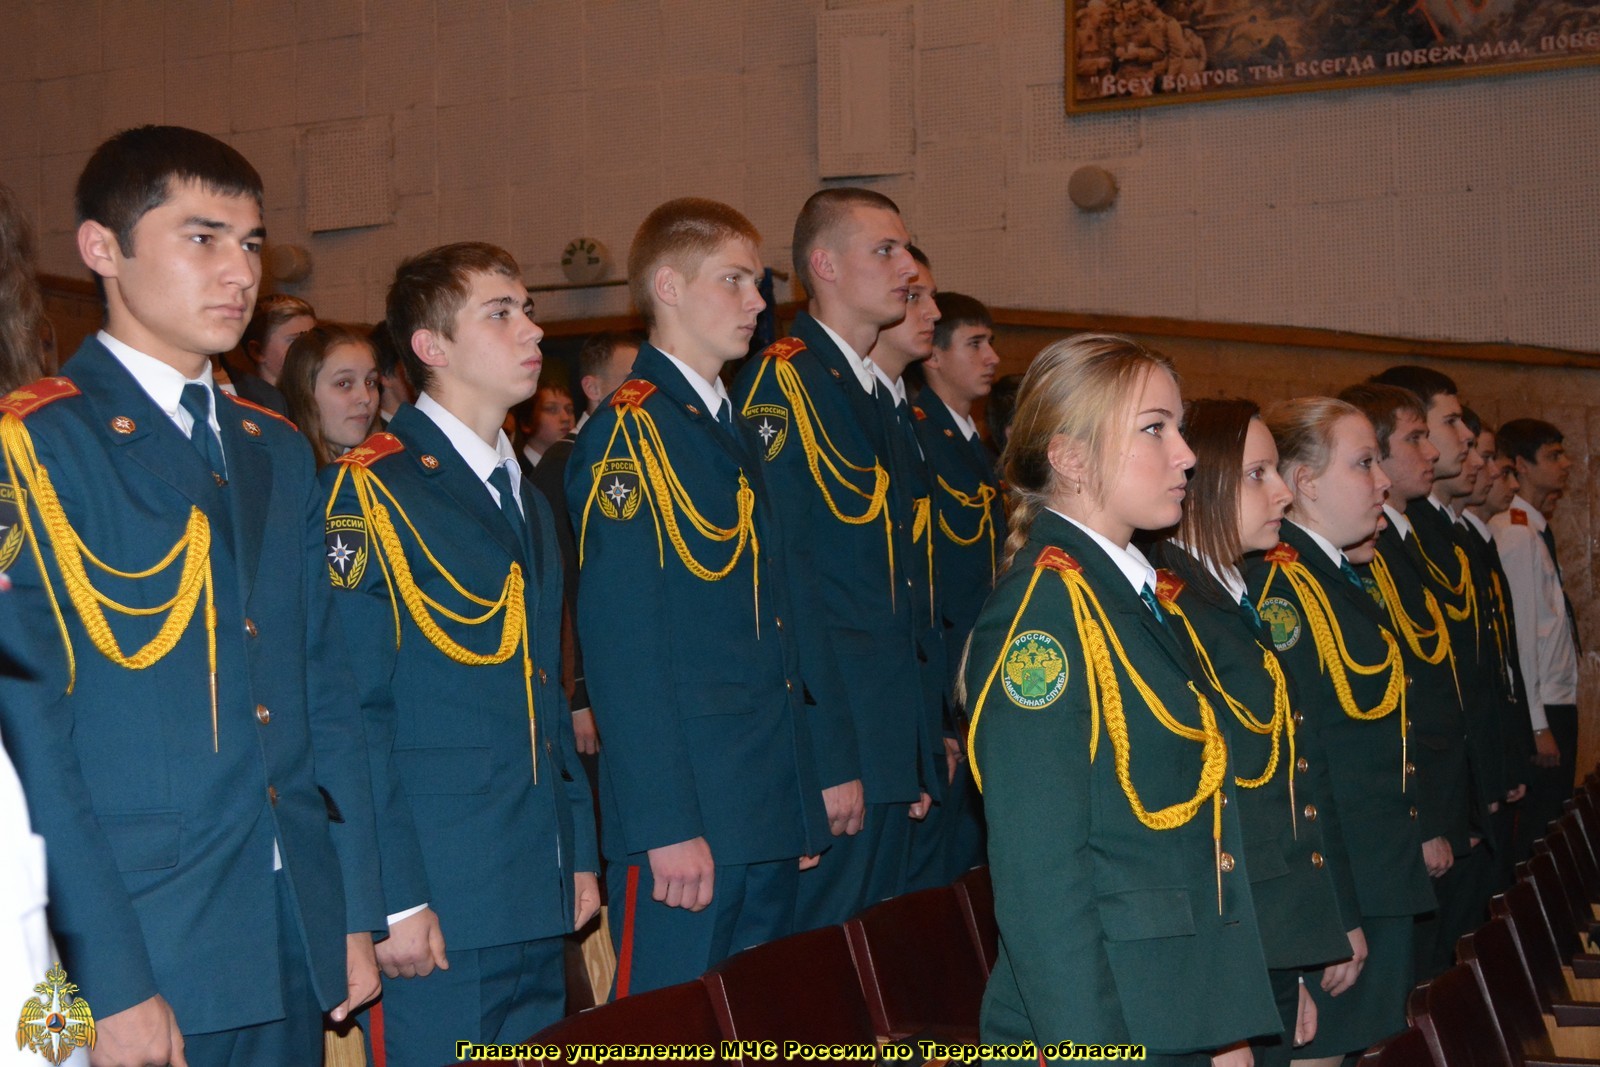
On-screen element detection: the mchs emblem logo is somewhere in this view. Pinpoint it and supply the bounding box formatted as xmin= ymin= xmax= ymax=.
xmin=593 ymin=459 xmax=643 ymax=521
xmin=16 ymin=962 xmax=95 ymax=1064
xmin=325 ymin=515 xmax=369 ymax=589
xmin=745 ymin=404 xmax=788 ymax=460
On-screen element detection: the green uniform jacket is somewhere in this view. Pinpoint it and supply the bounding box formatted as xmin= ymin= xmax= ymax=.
xmin=1245 ymin=522 xmax=1434 ymax=920
xmin=734 ymin=314 xmax=925 ymax=803
xmin=968 ymin=512 xmax=1279 ymax=1055
xmin=1458 ymin=518 xmax=1537 ymax=780
xmin=911 ymin=393 xmax=1007 ymax=714
xmin=1407 ymin=501 xmax=1510 ymax=806
xmin=1366 ymin=522 xmax=1479 ymax=854
xmin=1150 ymin=544 xmax=1353 ymax=970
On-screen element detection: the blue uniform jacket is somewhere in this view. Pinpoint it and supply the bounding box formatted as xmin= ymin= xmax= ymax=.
xmin=320 ymin=404 xmax=597 ymax=951
xmin=733 ymin=314 xmax=924 ymax=803
xmin=0 ymin=339 xmax=383 ymax=1032
xmin=565 ymin=345 xmax=827 ymax=865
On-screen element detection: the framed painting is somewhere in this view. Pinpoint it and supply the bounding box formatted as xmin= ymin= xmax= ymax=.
xmin=1067 ymin=0 xmax=1600 ymax=111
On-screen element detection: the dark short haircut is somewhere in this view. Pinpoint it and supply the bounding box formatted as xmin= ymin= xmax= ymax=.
xmin=985 ymin=372 xmax=1023 ymax=448
xmin=1337 ymin=382 xmax=1425 ymax=460
xmin=791 ymin=187 xmax=901 ymax=297
xmin=579 ymin=330 xmax=640 ymax=381
xmin=76 ymin=125 xmax=263 ymax=256
xmin=1370 ymin=365 xmax=1457 ymax=411
xmin=1497 ymin=418 xmax=1564 ymax=464
xmin=385 ymin=242 xmax=521 ymax=394
xmin=932 ymin=292 xmax=994 ymax=350
xmin=1459 ymin=406 xmax=1482 ymax=438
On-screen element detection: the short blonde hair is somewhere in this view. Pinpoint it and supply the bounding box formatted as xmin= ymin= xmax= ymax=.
xmin=1262 ymin=395 xmax=1363 ymax=490
xmin=628 ymin=198 xmax=760 ymax=328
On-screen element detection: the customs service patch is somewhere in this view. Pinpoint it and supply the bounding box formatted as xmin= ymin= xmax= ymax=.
xmin=1002 ymin=630 xmax=1068 ymax=709
xmin=0 ymin=484 xmax=23 ymax=573
xmin=1259 ymin=596 xmax=1303 ymax=652
xmin=593 ymin=458 xmax=643 ymax=520
xmin=325 ymin=514 xmax=369 ymax=589
xmin=745 ymin=404 xmax=788 ymax=460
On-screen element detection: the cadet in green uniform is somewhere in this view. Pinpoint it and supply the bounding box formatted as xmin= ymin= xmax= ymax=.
xmin=1338 ymin=382 xmax=1484 ymax=978
xmin=735 ymin=188 xmax=927 ymax=928
xmin=1150 ymin=400 xmax=1358 ymax=1067
xmin=966 ymin=335 xmax=1279 ymax=1067
xmin=322 ymin=243 xmax=600 ymax=1067
xmin=914 ymin=291 xmax=1006 ymax=880
xmin=567 ymin=199 xmax=826 ymax=995
xmin=1246 ymin=397 xmax=1434 ymax=1062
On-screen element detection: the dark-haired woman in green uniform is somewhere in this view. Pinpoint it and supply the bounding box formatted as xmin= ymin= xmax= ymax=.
xmin=1150 ymin=399 xmax=1359 ymax=1067
xmin=965 ymin=335 xmax=1280 ymax=1067
xmin=1244 ymin=398 xmax=1436 ymax=1064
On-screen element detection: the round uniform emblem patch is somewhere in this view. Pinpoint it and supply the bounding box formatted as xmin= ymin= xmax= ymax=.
xmin=1002 ymin=630 xmax=1068 ymax=709
xmin=1259 ymin=597 xmax=1303 ymax=652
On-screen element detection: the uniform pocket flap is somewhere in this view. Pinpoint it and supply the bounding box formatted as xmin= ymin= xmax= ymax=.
xmin=395 ymin=746 xmax=492 ymax=795
xmin=100 ymin=811 xmax=182 ymax=872
xmin=1096 ymin=886 xmax=1196 ymax=941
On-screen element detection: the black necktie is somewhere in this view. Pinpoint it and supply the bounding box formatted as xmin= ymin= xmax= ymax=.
xmin=180 ymin=383 xmax=226 ymax=481
xmin=716 ymin=400 xmax=736 ymax=438
xmin=1539 ymin=523 xmax=1582 ymax=652
xmin=487 ymin=464 xmax=527 ymax=550
xmin=1338 ymin=558 xmax=1364 ymax=590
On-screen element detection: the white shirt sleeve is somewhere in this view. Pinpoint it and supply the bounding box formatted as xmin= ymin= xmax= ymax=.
xmin=1492 ymin=521 xmax=1546 ymax=731
xmin=386 ymin=902 xmax=429 ymax=927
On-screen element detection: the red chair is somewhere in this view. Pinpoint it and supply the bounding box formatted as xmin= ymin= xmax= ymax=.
xmin=703 ymin=926 xmax=878 ymax=1065
xmin=953 ymin=866 xmax=998 ymax=975
xmin=844 ymin=886 xmax=985 ymax=1043
xmin=524 ymin=980 xmax=726 ymax=1066
xmin=1356 ymin=1028 xmax=1436 ymax=1067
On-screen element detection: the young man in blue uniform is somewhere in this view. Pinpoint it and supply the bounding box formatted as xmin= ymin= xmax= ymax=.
xmin=914 ymin=290 xmax=1006 ymax=880
xmin=865 ymin=246 xmax=944 ymax=892
xmin=322 ymin=242 xmax=599 ymax=1067
xmin=567 ymin=198 xmax=826 ymax=995
xmin=0 ymin=125 xmax=383 ymax=1067
xmin=735 ymin=188 xmax=928 ymax=929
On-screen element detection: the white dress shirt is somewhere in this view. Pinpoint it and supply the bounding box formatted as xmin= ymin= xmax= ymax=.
xmin=1290 ymin=521 xmax=1348 ymax=572
xmin=99 ymin=330 xmax=223 ymax=445
xmin=1382 ymin=503 xmax=1414 ymax=542
xmin=814 ymin=318 xmax=877 ymax=394
xmin=1048 ymin=509 xmax=1159 ymax=602
xmin=414 ymin=392 xmax=522 ymax=511
xmin=1490 ymin=494 xmax=1578 ymax=728
xmin=657 ymin=348 xmax=733 ymax=422
xmin=936 ymin=392 xmax=981 ymax=441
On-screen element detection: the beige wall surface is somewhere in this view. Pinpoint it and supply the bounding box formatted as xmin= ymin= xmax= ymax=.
xmin=4 ymin=0 xmax=1599 ymax=352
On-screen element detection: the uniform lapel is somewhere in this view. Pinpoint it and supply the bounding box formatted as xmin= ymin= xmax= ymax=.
xmin=216 ymin=397 xmax=273 ymax=600
xmin=390 ymin=406 xmax=523 ymax=564
xmin=793 ymin=313 xmax=887 ymax=457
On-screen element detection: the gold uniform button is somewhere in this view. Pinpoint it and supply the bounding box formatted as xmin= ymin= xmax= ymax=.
xmin=1311 ymin=851 xmax=1325 ymax=869
xmin=785 ymin=679 xmax=794 ymax=692
xmin=1295 ymin=757 xmax=1309 ymax=773
xmin=255 ymin=704 xmax=271 ymax=725
xmin=1304 ymin=803 xmax=1318 ymax=821
xmin=1405 ymin=761 xmax=1417 ymax=777
xmin=538 ymin=668 xmax=548 ymax=685
xmin=1406 ymin=674 xmax=1415 ymax=688
xmin=244 ymin=618 xmax=258 ymax=638
xmin=1292 ymin=711 xmax=1305 ymax=727
xmin=1219 ymin=792 xmax=1228 ymax=807
xmin=1409 ymin=806 xmax=1419 ymax=820
xmin=774 ymin=616 xmax=783 ymax=630
xmin=1218 ymin=852 xmax=1236 ymax=873
xmin=268 ymin=785 xmax=278 ymax=806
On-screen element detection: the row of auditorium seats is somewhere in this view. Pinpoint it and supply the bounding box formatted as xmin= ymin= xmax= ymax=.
xmin=509 ymin=866 xmax=998 ymax=1067
xmin=1364 ymin=773 xmax=1600 ymax=1067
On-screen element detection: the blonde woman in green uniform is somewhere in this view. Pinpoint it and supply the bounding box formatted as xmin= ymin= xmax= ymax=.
xmin=965 ymin=335 xmax=1280 ymax=1067
xmin=1150 ymin=400 xmax=1359 ymax=1067
xmin=1244 ymin=399 xmax=1436 ymax=1064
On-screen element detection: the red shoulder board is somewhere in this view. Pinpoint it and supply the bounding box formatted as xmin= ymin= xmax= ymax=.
xmin=911 ymin=405 xmax=928 ymax=421
xmin=338 ymin=432 xmax=405 ymax=467
xmin=610 ymin=380 xmax=658 ymax=409
xmin=0 ymin=377 xmax=80 ymax=418
xmin=1509 ymin=508 xmax=1528 ymax=526
xmin=1264 ymin=542 xmax=1299 ymax=564
xmin=763 ymin=338 xmax=806 ymax=362
xmin=223 ymin=391 xmax=298 ymax=430
xmin=1035 ymin=546 xmax=1081 ymax=573
xmin=1155 ymin=569 xmax=1185 ymax=606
